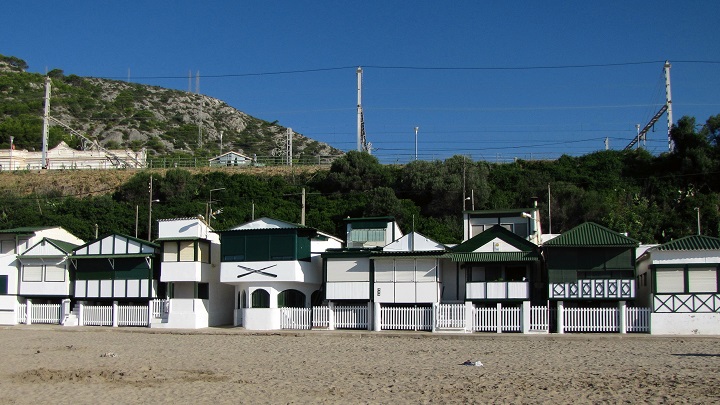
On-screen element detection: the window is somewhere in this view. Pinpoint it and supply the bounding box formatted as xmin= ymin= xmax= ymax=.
xmin=688 ymin=268 xmax=717 ymax=293
xmin=198 ymin=241 xmax=210 ymax=263
xmin=251 ymin=289 xmax=270 ymax=308
xmin=0 ymin=239 xmax=14 ymax=254
xmin=505 ymin=266 xmax=527 ymax=282
xmin=179 ymin=241 xmax=195 ymax=261
xmin=197 ymin=282 xmax=209 ymax=300
xmin=374 ymin=260 xmax=394 ymax=282
xmin=350 ymin=228 xmax=385 ymax=247
xmin=163 ymin=242 xmax=178 ymax=262
xmin=23 ymin=265 xmax=43 ymax=282
xmin=278 ymin=289 xmax=306 ymax=308
xmin=45 ymin=265 xmax=65 ymax=282
xmin=0 ymin=275 xmax=7 ymax=294
xmin=655 ymin=268 xmax=684 ymax=293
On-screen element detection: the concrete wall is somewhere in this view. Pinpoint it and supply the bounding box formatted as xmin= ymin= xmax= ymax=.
xmin=651 ymin=312 xmax=720 ymax=335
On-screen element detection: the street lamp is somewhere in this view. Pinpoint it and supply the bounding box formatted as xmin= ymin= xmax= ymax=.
xmin=414 ymin=127 xmax=419 ymax=161
xmin=208 ymin=187 xmax=226 ymax=227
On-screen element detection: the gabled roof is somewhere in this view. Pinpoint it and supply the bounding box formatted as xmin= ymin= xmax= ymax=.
xmin=543 ymin=222 xmax=639 ymax=247
xmin=653 ymin=235 xmax=720 ymax=251
xmin=222 ymin=217 xmax=311 ymax=232
xmin=19 ymin=237 xmax=78 ymax=258
xmin=72 ymin=233 xmax=159 ymax=253
xmin=453 ymin=225 xmax=537 ymax=253
xmin=463 ymin=208 xmax=538 ymax=216
xmin=383 ymin=232 xmax=447 ymax=252
xmin=0 ymin=226 xmax=54 ymax=235
xmin=208 ymin=151 xmax=252 ymax=161
xmin=44 ymin=238 xmax=79 ymax=254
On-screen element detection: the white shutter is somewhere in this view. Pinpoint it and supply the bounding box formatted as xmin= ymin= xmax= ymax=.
xmin=688 ymin=268 xmax=717 ymax=293
xmin=327 ymin=259 xmax=370 ymax=282
xmin=45 ymin=265 xmax=65 ymax=282
xmin=415 ymin=259 xmax=437 ymax=282
xmin=23 ymin=265 xmax=43 ymax=282
xmin=179 ymin=241 xmax=195 ymax=261
xmin=395 ymin=260 xmax=415 ymax=282
xmin=198 ymin=241 xmax=210 ymax=263
xmin=374 ymin=260 xmax=394 ymax=282
xmin=163 ymin=242 xmax=178 ymax=262
xmin=655 ymin=268 xmax=684 ymax=293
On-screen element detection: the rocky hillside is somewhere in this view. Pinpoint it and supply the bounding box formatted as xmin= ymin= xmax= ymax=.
xmin=0 ymin=54 xmax=342 ymax=158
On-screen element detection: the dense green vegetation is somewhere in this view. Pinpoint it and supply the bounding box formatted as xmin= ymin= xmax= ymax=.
xmin=1 ymin=113 xmax=719 ymax=244
xmin=0 ymin=54 xmax=339 ymax=158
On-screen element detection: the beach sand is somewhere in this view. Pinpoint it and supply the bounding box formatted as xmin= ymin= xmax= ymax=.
xmin=0 ymin=326 xmax=718 ymax=404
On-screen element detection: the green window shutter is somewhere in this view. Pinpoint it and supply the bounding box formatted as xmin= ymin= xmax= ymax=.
xmin=246 ymin=235 xmax=270 ymax=261
xmin=0 ymin=275 xmax=7 ymax=294
xmin=270 ymin=235 xmax=294 ymax=259
xmin=251 ymin=289 xmax=270 ymax=308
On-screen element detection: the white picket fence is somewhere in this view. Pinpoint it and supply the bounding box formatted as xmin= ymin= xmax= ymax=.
xmin=118 ymin=305 xmax=149 ymax=327
xmin=435 ymin=303 xmax=466 ymax=329
xmin=530 ymin=306 xmax=550 ymax=332
xmin=626 ymin=307 xmax=651 ymax=333
xmin=564 ymin=307 xmax=621 ymax=332
xmin=280 ymin=307 xmax=312 ymax=330
xmin=17 ymin=303 xmax=27 ymax=324
xmin=312 ymin=306 xmax=329 ymax=328
xmin=380 ymin=306 xmax=433 ymax=331
xmin=83 ymin=305 xmax=113 ymax=326
xmin=335 ymin=305 xmax=368 ymax=329
xmin=31 ymin=304 xmax=62 ymax=324
xmin=501 ymin=306 xmax=521 ymax=332
xmin=152 ymin=299 xmax=169 ymax=318
xmin=472 ymin=306 xmax=498 ymax=332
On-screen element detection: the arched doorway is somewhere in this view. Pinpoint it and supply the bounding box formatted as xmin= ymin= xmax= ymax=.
xmin=251 ymin=289 xmax=270 ymax=308
xmin=277 ymin=289 xmax=306 ymax=308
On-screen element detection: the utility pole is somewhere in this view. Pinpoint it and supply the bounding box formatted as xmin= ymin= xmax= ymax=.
xmin=41 ymin=77 xmax=51 ymax=169
xmin=357 ymin=67 xmax=363 ymax=152
xmin=664 ymin=61 xmax=674 ymax=152
xmin=695 ymin=207 xmax=701 ymax=235
xmin=219 ymin=131 xmax=224 ymax=155
xmin=287 ymin=128 xmax=293 ymax=166
xmin=148 ymin=177 xmax=153 ymax=241
xmin=301 ymin=188 xmax=306 ymax=225
xmin=197 ymin=71 xmax=202 ymax=149
xmin=414 ymin=126 xmax=419 ymax=160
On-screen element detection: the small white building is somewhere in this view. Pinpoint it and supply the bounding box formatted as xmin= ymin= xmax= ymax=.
xmin=218 ymin=217 xmax=342 ymax=330
xmin=0 ymin=141 xmax=146 ymax=170
xmin=208 ymin=151 xmax=253 ymax=167
xmin=636 ymin=235 xmax=720 ymax=335
xmin=153 ymin=217 xmax=234 ymax=328
xmin=0 ymin=226 xmax=84 ymax=325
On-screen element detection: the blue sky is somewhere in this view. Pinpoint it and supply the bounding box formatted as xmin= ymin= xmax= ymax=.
xmin=3 ymin=1 xmax=719 ymax=163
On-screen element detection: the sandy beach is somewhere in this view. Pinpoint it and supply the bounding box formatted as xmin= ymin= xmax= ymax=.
xmin=0 ymin=326 xmax=718 ymax=404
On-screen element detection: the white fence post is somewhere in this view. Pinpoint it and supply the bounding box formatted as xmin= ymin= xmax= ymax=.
xmin=62 ymin=299 xmax=71 ymax=321
xmin=147 ymin=300 xmax=154 ymax=326
xmin=328 ymin=302 xmax=335 ymax=330
xmin=78 ymin=302 xmax=84 ymax=326
xmin=373 ymin=302 xmax=381 ymax=331
xmin=26 ymin=299 xmax=32 ymax=325
xmin=464 ymin=302 xmax=473 ymax=333
xmin=496 ymin=303 xmax=502 ymax=333
xmin=112 ymin=301 xmax=118 ymax=327
xmin=619 ymin=300 xmax=627 ymax=334
xmin=521 ymin=301 xmax=531 ymax=334
xmin=557 ymin=300 xmax=564 ymax=334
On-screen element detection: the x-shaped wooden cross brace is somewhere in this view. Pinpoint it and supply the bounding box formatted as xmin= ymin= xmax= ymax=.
xmin=237 ymin=264 xmax=278 ymax=278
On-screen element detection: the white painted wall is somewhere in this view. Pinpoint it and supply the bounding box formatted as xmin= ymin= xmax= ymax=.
xmin=651 ymin=312 xmax=720 ymax=335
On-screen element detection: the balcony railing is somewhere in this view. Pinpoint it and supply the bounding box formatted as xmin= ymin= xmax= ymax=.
xmin=466 ymin=281 xmax=529 ymax=300
xmin=549 ymin=279 xmax=635 ymax=300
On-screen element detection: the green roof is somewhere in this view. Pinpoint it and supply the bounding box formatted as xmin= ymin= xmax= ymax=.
xmin=71 ymin=253 xmax=154 ymax=259
xmin=655 ymin=235 xmax=720 ymax=251
xmin=445 ymin=251 xmax=541 ymax=262
xmin=44 ymin=238 xmax=79 ymax=254
xmin=543 ymin=222 xmax=639 ymax=247
xmin=0 ymin=226 xmax=54 ymax=235
xmin=453 ymin=225 xmax=537 ymax=253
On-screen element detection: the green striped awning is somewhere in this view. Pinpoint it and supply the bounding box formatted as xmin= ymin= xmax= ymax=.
xmin=444 ymin=251 xmax=540 ymax=262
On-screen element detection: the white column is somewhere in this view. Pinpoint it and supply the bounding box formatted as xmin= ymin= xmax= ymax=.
xmin=618 ymin=300 xmax=627 ymax=334
xmin=521 ymin=301 xmax=531 ymax=334
xmin=373 ymin=302 xmax=381 ymax=331
xmin=464 ymin=301 xmax=474 ymax=333
xmin=496 ymin=302 xmax=502 ymax=333
xmin=112 ymin=301 xmax=119 ymax=327
xmin=26 ymin=299 xmax=32 ymax=325
xmin=556 ymin=301 xmax=564 ymax=334
xmin=78 ymin=302 xmax=84 ymax=326
xmin=328 ymin=302 xmax=335 ymax=331
xmin=147 ymin=300 xmax=154 ymax=327
xmin=368 ymin=301 xmax=375 ymax=331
